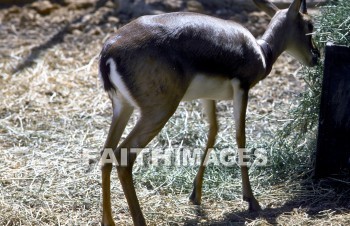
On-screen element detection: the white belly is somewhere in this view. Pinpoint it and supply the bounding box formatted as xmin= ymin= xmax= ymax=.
xmin=182 ymin=74 xmax=234 ymax=101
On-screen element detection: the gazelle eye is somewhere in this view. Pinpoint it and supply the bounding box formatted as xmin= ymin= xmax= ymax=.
xmin=308 ymin=23 xmax=314 ymax=31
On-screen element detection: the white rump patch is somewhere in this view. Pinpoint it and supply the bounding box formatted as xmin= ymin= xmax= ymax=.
xmin=106 ymin=58 xmax=138 ymax=108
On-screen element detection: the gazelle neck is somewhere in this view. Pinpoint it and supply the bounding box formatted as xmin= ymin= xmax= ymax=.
xmin=257 ymin=39 xmax=273 ymax=76
xmin=259 ymin=12 xmax=289 ymax=73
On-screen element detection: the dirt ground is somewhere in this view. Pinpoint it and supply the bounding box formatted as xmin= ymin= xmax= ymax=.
xmin=1 ymin=0 xmax=349 ymax=225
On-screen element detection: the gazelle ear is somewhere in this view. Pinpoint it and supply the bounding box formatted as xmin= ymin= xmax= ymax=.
xmin=253 ymin=0 xmax=279 ymax=17
xmin=288 ymin=0 xmax=302 ymax=18
xmin=301 ymin=0 xmax=308 ymax=14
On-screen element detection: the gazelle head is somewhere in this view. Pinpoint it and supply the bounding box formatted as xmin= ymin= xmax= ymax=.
xmin=255 ymin=0 xmax=320 ymax=66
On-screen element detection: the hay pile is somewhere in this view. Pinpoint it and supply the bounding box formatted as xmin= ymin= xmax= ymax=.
xmin=1 ymin=0 xmax=349 ymax=225
xmin=1 ymin=1 xmax=111 ymax=224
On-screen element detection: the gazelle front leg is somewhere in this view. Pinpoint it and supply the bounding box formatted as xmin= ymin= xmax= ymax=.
xmin=189 ymin=99 xmax=218 ymax=205
xmin=232 ymin=81 xmax=261 ymax=211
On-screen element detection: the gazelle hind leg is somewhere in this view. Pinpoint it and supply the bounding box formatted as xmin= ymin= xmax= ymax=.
xmin=104 ymin=94 xmax=135 ymax=149
xmin=232 ymin=82 xmax=261 ymax=211
xmin=189 ymin=99 xmax=218 ymax=205
xmin=102 ymin=95 xmax=134 ymax=226
xmin=115 ymin=104 xmax=179 ymax=226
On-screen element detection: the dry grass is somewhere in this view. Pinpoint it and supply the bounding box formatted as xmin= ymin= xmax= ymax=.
xmin=1 ymin=1 xmax=349 ymax=225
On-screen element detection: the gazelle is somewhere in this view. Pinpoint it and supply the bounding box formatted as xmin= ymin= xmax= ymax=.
xmin=99 ymin=0 xmax=319 ymax=225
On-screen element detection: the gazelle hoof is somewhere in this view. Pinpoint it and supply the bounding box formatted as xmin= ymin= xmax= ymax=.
xmin=189 ymin=190 xmax=201 ymax=205
xmin=247 ymin=198 xmax=262 ymax=212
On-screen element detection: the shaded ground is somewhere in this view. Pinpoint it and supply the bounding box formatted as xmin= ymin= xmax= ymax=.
xmin=0 ymin=0 xmax=349 ymax=225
